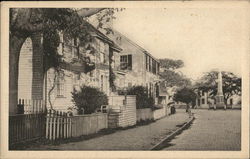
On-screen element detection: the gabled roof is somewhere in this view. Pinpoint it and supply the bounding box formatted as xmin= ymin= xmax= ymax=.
xmin=84 ymin=22 xmax=122 ymax=52
xmin=111 ymin=29 xmax=160 ymax=63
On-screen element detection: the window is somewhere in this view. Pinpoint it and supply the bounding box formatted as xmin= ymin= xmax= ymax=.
xmin=157 ymin=63 xmax=160 ymax=74
xmin=202 ymin=98 xmax=205 ymax=104
xmin=100 ymin=53 xmax=105 ymax=63
xmin=145 ymin=54 xmax=148 ymax=70
xmin=100 ymin=75 xmax=104 ymax=91
xmin=56 ymin=75 xmax=65 ymax=97
xmin=149 ymin=57 xmax=153 ymax=72
xmin=98 ymin=40 xmax=108 ymax=64
xmin=120 ymin=55 xmax=132 ymax=70
xmin=152 ymin=59 xmax=156 ymax=74
xmin=99 ymin=41 xmax=105 ymax=53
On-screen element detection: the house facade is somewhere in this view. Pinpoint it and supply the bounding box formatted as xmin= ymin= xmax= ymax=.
xmin=18 ymin=22 xmax=122 ymax=112
xmin=105 ymin=30 xmax=162 ymax=104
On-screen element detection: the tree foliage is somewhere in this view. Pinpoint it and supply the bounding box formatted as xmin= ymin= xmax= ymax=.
xmin=159 ymin=70 xmax=191 ymax=88
xmin=159 ymin=58 xmax=184 ymax=70
xmin=194 ymin=71 xmax=241 ymax=104
xmin=158 ymin=58 xmax=190 ymax=88
xmin=71 ymin=86 xmax=108 ymax=114
xmin=173 ymin=87 xmax=197 ymax=106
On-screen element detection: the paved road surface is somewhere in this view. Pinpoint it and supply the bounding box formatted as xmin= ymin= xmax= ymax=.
xmin=163 ymin=109 xmax=241 ymax=151
xmin=28 ymin=110 xmax=189 ymax=150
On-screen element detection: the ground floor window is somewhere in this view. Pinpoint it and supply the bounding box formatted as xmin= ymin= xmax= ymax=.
xmin=56 ymin=75 xmax=65 ymax=97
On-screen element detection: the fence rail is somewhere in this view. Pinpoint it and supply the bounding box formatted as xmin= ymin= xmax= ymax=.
xmin=9 ymin=113 xmax=46 ymax=146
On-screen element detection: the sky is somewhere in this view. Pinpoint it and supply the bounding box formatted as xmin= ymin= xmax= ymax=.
xmin=112 ymin=7 xmax=248 ymax=80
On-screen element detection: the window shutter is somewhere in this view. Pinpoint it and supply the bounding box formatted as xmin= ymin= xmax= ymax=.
xmin=128 ymin=55 xmax=132 ymax=70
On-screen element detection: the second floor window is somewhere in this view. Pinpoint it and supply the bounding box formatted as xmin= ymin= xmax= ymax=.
xmin=100 ymin=52 xmax=105 ymax=63
xmin=120 ymin=55 xmax=132 ymax=70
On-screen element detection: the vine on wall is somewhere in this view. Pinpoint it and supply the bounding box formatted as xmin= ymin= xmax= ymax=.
xmin=109 ymin=50 xmax=116 ymax=92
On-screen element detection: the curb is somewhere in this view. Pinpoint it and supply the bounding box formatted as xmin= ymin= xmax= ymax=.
xmin=150 ymin=115 xmax=195 ymax=150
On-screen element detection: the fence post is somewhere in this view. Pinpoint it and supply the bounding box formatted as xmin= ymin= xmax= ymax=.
xmin=59 ymin=111 xmax=63 ymax=139
xmin=63 ymin=112 xmax=66 ymax=139
xmin=56 ymin=111 xmax=60 ymax=140
xmin=52 ymin=110 xmax=56 ymax=141
xmin=49 ymin=110 xmax=53 ymax=140
xmin=68 ymin=113 xmax=72 ymax=138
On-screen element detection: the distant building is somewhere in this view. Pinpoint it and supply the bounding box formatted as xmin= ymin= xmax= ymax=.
xmin=195 ymin=90 xmax=241 ymax=109
xmin=195 ymin=90 xmax=210 ymax=109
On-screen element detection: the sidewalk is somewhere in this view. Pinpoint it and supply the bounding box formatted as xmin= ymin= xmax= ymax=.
xmin=29 ymin=109 xmax=190 ymax=150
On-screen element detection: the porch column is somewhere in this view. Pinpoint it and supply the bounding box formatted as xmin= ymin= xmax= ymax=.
xmin=31 ymin=33 xmax=44 ymax=100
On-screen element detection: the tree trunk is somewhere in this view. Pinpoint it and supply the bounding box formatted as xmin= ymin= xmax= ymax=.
xmin=9 ymin=33 xmax=27 ymax=115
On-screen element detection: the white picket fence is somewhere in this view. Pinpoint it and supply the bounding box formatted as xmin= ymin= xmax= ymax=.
xmin=17 ymin=99 xmax=46 ymax=114
xmin=45 ymin=109 xmax=108 ymax=141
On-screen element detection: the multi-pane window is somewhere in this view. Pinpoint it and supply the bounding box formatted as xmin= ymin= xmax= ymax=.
xmin=98 ymin=39 xmax=108 ymax=64
xmin=72 ymin=37 xmax=79 ymax=58
xmin=56 ymin=75 xmax=65 ymax=97
xmin=120 ymin=55 xmax=132 ymax=70
xmin=145 ymin=54 xmax=159 ymax=74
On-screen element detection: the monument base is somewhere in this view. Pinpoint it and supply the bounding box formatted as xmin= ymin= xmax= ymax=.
xmin=215 ymin=95 xmax=226 ymax=109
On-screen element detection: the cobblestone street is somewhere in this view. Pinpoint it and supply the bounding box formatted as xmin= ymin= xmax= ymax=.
xmin=163 ymin=109 xmax=241 ymax=151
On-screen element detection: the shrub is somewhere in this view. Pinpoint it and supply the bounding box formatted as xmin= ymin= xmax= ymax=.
xmin=71 ymin=86 xmax=108 ymax=114
xmin=120 ymin=86 xmax=155 ymax=109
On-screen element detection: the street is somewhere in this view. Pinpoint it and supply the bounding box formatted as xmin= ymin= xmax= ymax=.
xmin=163 ymin=109 xmax=241 ymax=151
xmin=27 ymin=110 xmax=190 ymax=150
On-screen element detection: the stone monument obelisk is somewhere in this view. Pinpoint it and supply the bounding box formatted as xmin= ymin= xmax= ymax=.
xmin=215 ymin=71 xmax=226 ymax=109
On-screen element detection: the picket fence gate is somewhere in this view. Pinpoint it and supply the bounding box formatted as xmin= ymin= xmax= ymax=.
xmin=46 ymin=110 xmax=72 ymax=140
